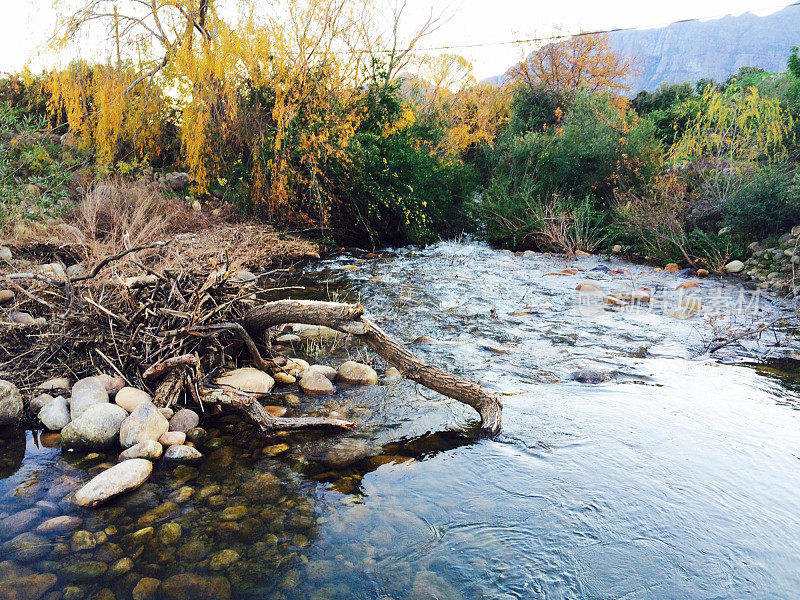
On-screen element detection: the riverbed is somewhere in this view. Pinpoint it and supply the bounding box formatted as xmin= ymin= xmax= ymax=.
xmin=2 ymin=240 xmax=800 ymax=599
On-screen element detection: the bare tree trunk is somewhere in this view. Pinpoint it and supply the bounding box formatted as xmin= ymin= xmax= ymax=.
xmin=243 ymin=300 xmax=502 ymax=436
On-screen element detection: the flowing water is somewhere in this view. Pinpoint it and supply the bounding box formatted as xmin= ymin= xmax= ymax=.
xmin=3 ymin=240 xmax=800 ymax=600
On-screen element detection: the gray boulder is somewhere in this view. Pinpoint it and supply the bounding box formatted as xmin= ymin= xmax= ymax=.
xmin=39 ymin=395 xmax=71 ymax=431
xmin=61 ymin=403 xmax=128 ymax=450
xmin=119 ymin=401 xmax=169 ymax=448
xmin=69 ymin=377 xmax=109 ymax=419
xmin=0 ymin=380 xmax=23 ymax=425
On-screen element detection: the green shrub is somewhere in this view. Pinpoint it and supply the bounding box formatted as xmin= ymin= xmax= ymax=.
xmin=722 ymin=166 xmax=800 ymax=240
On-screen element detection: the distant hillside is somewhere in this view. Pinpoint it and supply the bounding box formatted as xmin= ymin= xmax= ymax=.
xmin=490 ymin=5 xmax=800 ymax=93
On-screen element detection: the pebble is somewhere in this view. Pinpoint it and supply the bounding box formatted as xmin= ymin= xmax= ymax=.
xmin=96 ymin=374 xmax=126 ymax=397
xmin=298 ymin=371 xmax=335 ymax=395
xmin=119 ymin=440 xmax=163 ymax=461
xmin=36 ymin=377 xmax=71 ymax=393
xmin=263 ymin=405 xmax=287 ymax=417
xmin=276 ymin=333 xmax=302 ymax=343
xmin=73 ymin=458 xmax=154 ymax=507
xmin=0 ymin=289 xmax=13 ymax=304
xmin=30 ymin=393 xmax=55 ymax=413
xmin=163 ymin=445 xmax=202 ymax=461
xmin=36 ymin=515 xmax=83 ymax=533
xmin=337 ymin=361 xmax=378 ymax=385
xmin=132 ymin=577 xmax=161 ymax=600
xmin=169 ymin=409 xmax=200 ymax=432
xmin=0 ymin=245 xmax=11 ymax=260
xmin=71 ymin=530 xmax=97 ymax=552
xmin=214 ymin=368 xmax=274 ymax=395
xmin=209 ymin=549 xmax=239 ymax=570
xmin=39 ymin=395 xmax=70 ymax=430
xmin=69 ymin=377 xmax=110 ymax=419
xmin=273 ymin=372 xmax=296 ymax=385
xmin=159 ymin=431 xmax=186 ymax=446
xmin=725 ymin=260 xmax=745 ymax=274
xmin=0 ymin=379 xmax=24 ymax=425
xmin=109 ymin=557 xmax=134 ymax=577
xmin=160 ymin=407 xmax=175 ymax=419
xmin=119 ymin=402 xmax=169 ymax=448
xmin=263 ymin=443 xmax=290 ymax=456
xmin=186 ymin=427 xmax=208 ymax=444
xmin=157 ymin=522 xmax=182 ymax=545
xmin=114 ymin=387 xmax=152 ymax=412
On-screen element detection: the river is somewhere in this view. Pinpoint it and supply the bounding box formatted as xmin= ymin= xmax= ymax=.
xmin=2 ymin=240 xmax=800 ymax=599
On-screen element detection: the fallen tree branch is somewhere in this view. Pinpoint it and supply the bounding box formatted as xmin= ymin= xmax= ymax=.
xmin=200 ymin=385 xmax=355 ymax=432
xmin=707 ymin=317 xmax=785 ymax=353
xmin=143 ymin=354 xmax=197 ymax=380
xmin=188 ymin=323 xmax=286 ymax=371
xmin=243 ymin=300 xmax=503 ymax=436
xmin=70 ymin=241 xmax=168 ymax=283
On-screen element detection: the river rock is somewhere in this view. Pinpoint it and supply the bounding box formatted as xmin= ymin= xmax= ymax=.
xmin=166 ymin=172 xmax=190 ymax=191
xmin=276 ymin=333 xmax=301 ymax=343
xmin=0 ymin=380 xmax=24 ymax=425
xmin=209 ymin=549 xmax=239 ymax=570
xmin=160 ymin=407 xmax=174 ymax=419
xmin=664 ymin=263 xmax=680 ymax=272
xmin=36 ymin=377 xmax=71 ymax=393
xmin=306 ymin=364 xmax=337 ymax=381
xmin=409 ymin=570 xmax=463 ymax=600
xmin=169 ymin=408 xmax=199 ymax=432
xmin=382 ymin=367 xmax=402 ymax=382
xmin=39 ymin=395 xmax=71 ymax=430
xmin=273 ymin=372 xmax=296 ymax=385
xmin=570 ymin=369 xmax=605 ymax=384
xmin=725 ymin=260 xmax=745 ymax=274
xmin=161 ymin=574 xmax=231 ymax=600
xmin=132 ymin=577 xmax=161 ymax=600
xmin=0 ymin=245 xmax=11 ymax=260
xmin=164 ymin=445 xmax=202 ymax=461
xmin=119 ymin=402 xmax=169 ymax=448
xmin=2 ymin=507 xmax=42 ymax=536
xmin=6 ymin=311 xmax=35 ymax=324
xmin=292 ymin=324 xmax=338 ymax=339
xmin=95 ymin=375 xmax=125 ymax=398
xmin=239 ymin=472 xmax=281 ymax=500
xmin=323 ymin=438 xmax=373 ymax=468
xmin=62 ymin=403 xmax=128 ymax=450
xmin=0 ymin=289 xmax=13 ymax=304
xmin=0 ymin=573 xmax=57 ymax=600
xmin=73 ymin=458 xmax=153 ymax=507
xmin=214 ymin=368 xmax=274 ymax=394
xmin=337 ymin=361 xmax=378 ymax=385
xmin=186 ymin=427 xmax=208 ymax=445
xmin=30 ymin=393 xmax=55 ymax=413
xmin=69 ymin=377 xmax=109 ymax=419
xmin=2 ymin=532 xmax=50 ymax=561
xmin=114 ymin=387 xmax=152 ymax=412
xmin=159 ymin=431 xmax=186 ymax=446
xmin=119 ymin=440 xmax=163 ymax=461
xmin=36 ymin=515 xmax=83 ymax=533
xmin=298 ymin=370 xmax=335 ymax=395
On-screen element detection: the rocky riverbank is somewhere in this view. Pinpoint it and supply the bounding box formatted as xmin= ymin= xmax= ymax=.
xmin=727 ymin=225 xmax=800 ymax=295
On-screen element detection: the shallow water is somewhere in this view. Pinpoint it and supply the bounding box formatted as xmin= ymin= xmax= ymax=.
xmin=3 ymin=241 xmax=800 ymax=600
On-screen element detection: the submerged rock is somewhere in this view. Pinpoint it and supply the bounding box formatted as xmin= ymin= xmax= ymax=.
xmin=61 ymin=403 xmax=128 ymax=450
xmin=69 ymin=377 xmax=109 ymax=419
xmin=0 ymin=573 xmax=57 ymax=600
xmin=119 ymin=402 xmax=169 ymax=448
xmin=409 ymin=570 xmax=463 ymax=600
xmin=0 ymin=379 xmax=23 ymax=425
xmin=570 ymin=369 xmax=605 ymax=384
xmin=161 ymin=573 xmax=231 ymax=600
xmin=132 ymin=577 xmax=161 ymax=600
xmin=2 ymin=532 xmax=50 ymax=561
xmin=39 ymin=395 xmax=70 ymax=430
xmin=73 ymin=458 xmax=154 ymax=507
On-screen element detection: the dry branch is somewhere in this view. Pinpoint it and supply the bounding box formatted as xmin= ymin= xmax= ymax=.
xmin=243 ymin=300 xmax=503 ymax=436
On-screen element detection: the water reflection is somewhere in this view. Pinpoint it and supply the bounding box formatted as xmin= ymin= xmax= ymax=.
xmin=3 ymin=241 xmax=800 ymax=599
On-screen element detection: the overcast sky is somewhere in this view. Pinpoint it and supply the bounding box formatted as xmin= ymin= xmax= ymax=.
xmin=0 ymin=0 xmax=793 ymax=80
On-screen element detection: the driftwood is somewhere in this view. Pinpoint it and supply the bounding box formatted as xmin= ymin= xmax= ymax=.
xmin=200 ymin=385 xmax=355 ymax=432
xmin=243 ymin=300 xmax=503 ymax=436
